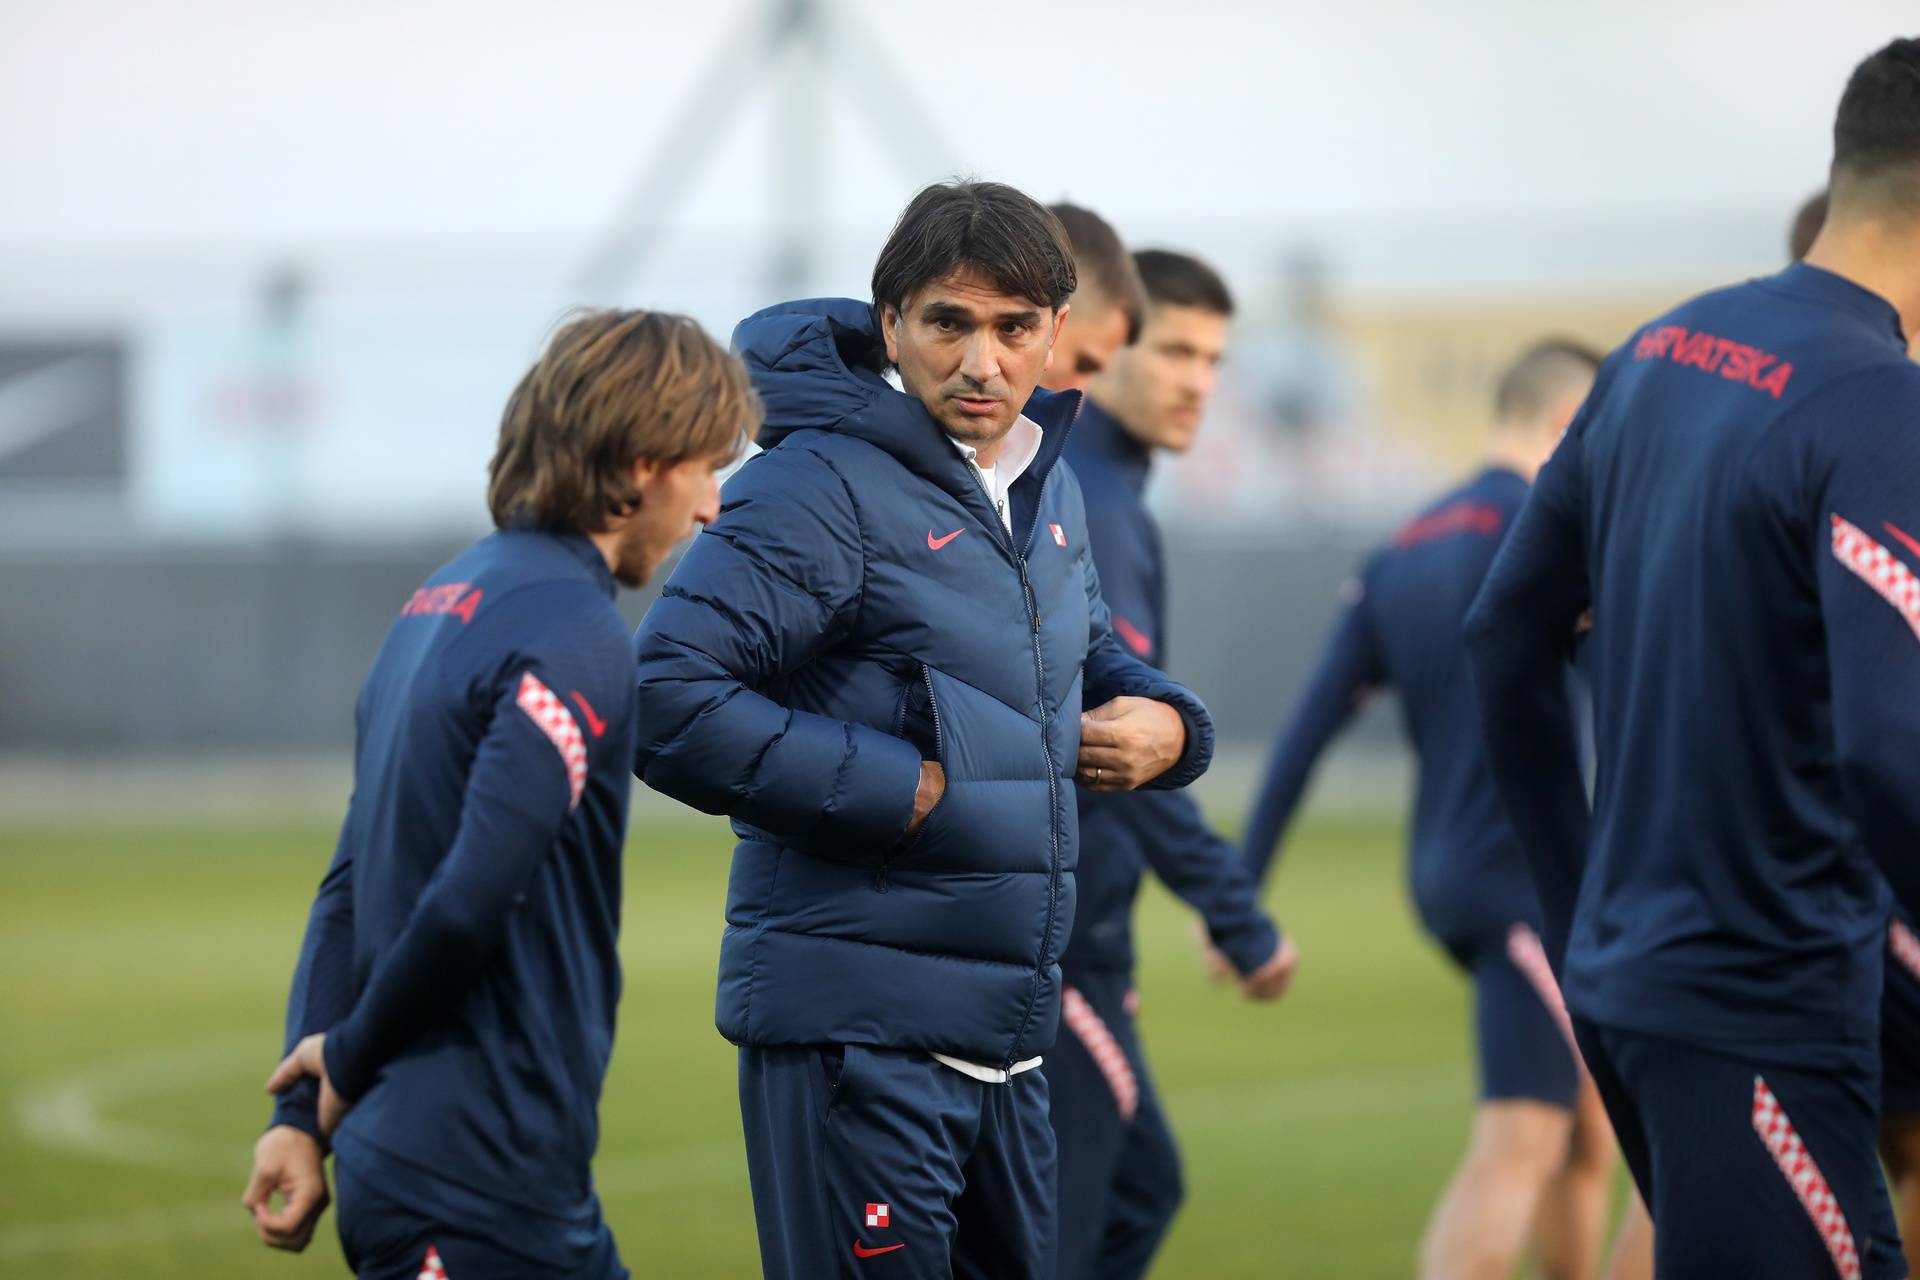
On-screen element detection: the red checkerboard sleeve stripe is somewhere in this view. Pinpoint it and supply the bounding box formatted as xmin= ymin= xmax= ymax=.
xmin=1061 ymin=985 xmax=1138 ymax=1121
xmin=515 ymin=671 xmax=588 ymax=811
xmin=417 ymin=1245 xmax=449 ymax=1279
xmin=1505 ymin=923 xmax=1584 ymax=1069
xmin=1831 ymin=514 xmax=1920 ymax=643
xmin=1751 ymin=1076 xmax=1862 ymax=1280
xmin=1891 ymin=919 xmax=1920 ymax=984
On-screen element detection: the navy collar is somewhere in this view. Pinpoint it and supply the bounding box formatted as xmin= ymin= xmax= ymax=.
xmin=1766 ymin=263 xmax=1908 ymax=349
xmin=1073 ymin=396 xmax=1154 ymax=495
xmin=554 ymin=530 xmax=618 ymax=598
xmin=500 ymin=520 xmax=617 ymax=598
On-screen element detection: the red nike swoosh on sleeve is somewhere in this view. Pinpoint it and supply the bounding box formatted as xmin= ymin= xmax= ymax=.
xmin=1884 ymin=521 xmax=1920 ymax=565
xmin=1111 ymin=615 xmax=1153 ymax=656
xmin=853 ymin=1240 xmax=907 ymax=1258
xmin=928 ymin=528 xmax=966 ymax=550
xmin=570 ymin=691 xmax=608 ymax=738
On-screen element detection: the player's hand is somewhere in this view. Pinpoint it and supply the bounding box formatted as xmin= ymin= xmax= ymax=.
xmin=1192 ymin=921 xmax=1236 ymax=983
xmin=241 ymin=1124 xmax=330 ymax=1251
xmin=1239 ymin=935 xmax=1299 ymax=1002
xmin=265 ymin=1033 xmax=350 ymax=1137
xmin=1077 ymin=697 xmax=1186 ymax=792
xmin=901 ymin=761 xmax=946 ymax=844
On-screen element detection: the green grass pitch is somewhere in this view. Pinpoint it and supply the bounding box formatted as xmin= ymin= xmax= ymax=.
xmin=0 ymin=812 xmax=1628 ymax=1277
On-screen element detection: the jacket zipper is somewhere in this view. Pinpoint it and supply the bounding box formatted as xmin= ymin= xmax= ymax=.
xmin=922 ymin=664 xmax=944 ymax=762
xmin=878 ymin=664 xmax=945 ymax=894
xmin=963 ymin=459 xmax=1061 ymax=1069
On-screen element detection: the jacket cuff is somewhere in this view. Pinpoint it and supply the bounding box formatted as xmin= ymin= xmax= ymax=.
xmin=321 ymin=1023 xmax=371 ymax=1106
xmin=825 ymin=722 xmax=927 ymax=855
xmin=1215 ymin=917 xmax=1282 ymax=976
xmin=269 ymin=1082 xmax=328 ymax=1151
xmin=1143 ymin=685 xmax=1215 ymax=791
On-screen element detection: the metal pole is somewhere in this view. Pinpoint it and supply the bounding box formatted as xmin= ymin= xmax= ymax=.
xmin=570 ymin=1 xmax=784 ymax=301
xmin=768 ymin=0 xmax=822 ymax=298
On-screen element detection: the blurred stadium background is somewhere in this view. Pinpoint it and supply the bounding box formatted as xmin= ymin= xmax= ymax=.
xmin=1 ymin=3 xmax=1911 ymax=1275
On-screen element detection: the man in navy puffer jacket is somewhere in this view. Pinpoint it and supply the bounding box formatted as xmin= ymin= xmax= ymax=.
xmin=632 ymin=181 xmax=1217 ymax=1280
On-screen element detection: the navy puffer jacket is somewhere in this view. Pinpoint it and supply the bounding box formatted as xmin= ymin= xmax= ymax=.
xmin=632 ymin=298 xmax=1215 ymax=1067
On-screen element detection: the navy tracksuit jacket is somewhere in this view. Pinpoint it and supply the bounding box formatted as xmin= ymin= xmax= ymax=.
xmin=1469 ymin=263 xmax=1920 ymax=1062
xmin=1243 ymin=465 xmax=1543 ymax=953
xmin=275 ymin=529 xmax=637 ymax=1278
xmin=1061 ymin=401 xmax=1281 ymax=980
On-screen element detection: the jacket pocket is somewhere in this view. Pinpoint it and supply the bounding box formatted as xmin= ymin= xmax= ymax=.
xmin=878 ymin=666 xmax=947 ymax=889
xmin=806 ymin=1043 xmax=850 ymax=1126
xmin=896 ymin=662 xmax=943 ymax=764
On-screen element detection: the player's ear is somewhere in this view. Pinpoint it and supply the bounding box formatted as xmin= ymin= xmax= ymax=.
xmin=627 ymin=455 xmax=662 ymax=502
xmin=1044 ymin=303 xmax=1071 ymax=373
xmin=880 ymin=304 xmax=901 ymax=366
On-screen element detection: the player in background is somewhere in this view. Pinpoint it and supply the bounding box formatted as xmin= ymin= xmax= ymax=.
xmin=1243 ymin=340 xmax=1651 ymax=1280
xmin=1042 ymin=202 xmax=1147 ymax=393
xmin=1466 ymin=37 xmax=1920 ymax=1276
xmin=1043 ymin=247 xmax=1295 ymax=1280
xmin=244 ymin=311 xmax=756 ymax=1278
xmin=1790 ymin=178 xmax=1920 ymax=1280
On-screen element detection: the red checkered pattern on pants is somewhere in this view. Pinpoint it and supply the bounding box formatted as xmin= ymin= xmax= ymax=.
xmin=1505 ymin=923 xmax=1583 ymax=1067
xmin=1061 ymin=986 xmax=1138 ymax=1122
xmin=1890 ymin=919 xmax=1920 ymax=984
xmin=416 ymin=1245 xmax=449 ymax=1280
xmin=1750 ymin=1076 xmax=1862 ymax=1280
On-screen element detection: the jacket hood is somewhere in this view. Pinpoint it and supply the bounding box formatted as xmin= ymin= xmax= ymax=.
xmin=732 ymin=297 xmax=1083 ymax=495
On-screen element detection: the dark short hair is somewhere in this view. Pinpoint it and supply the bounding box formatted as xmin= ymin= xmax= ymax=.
xmin=487 ymin=310 xmax=758 ymax=533
xmin=1789 ymin=188 xmax=1828 ymax=260
xmin=1494 ymin=338 xmax=1603 ymax=424
xmin=1049 ymin=202 xmax=1148 ymax=343
xmin=871 ymin=181 xmax=1077 ymax=330
xmin=1133 ymin=248 xmax=1234 ymax=318
xmin=1831 ymin=38 xmax=1920 ymax=214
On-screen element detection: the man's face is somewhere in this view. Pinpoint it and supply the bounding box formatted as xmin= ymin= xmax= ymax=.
xmin=1041 ymin=291 xmax=1130 ymax=394
xmin=881 ymin=266 xmax=1066 ymax=448
xmin=1093 ymin=304 xmax=1228 ymax=453
xmin=613 ymin=447 xmax=736 ymax=587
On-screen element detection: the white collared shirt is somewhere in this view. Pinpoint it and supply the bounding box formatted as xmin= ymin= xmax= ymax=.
xmin=931 ymin=414 xmax=1046 ymax=1082
xmin=946 ymin=414 xmax=1045 ymax=535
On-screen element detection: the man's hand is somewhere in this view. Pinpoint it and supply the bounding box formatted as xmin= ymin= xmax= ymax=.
xmin=901 ymin=761 xmax=946 ymax=844
xmin=265 ymin=1033 xmax=350 ymax=1137
xmin=1076 ymin=697 xmax=1186 ymax=792
xmin=240 ymin=1125 xmax=330 ymax=1252
xmin=1193 ymin=920 xmax=1236 ymax=983
xmin=1239 ymin=935 xmax=1299 ymax=1002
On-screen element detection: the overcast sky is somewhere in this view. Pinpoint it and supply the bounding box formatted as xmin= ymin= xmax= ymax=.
xmin=1 ymin=1 xmax=1913 ymax=309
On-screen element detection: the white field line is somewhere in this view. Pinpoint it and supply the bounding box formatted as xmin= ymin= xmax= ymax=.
xmin=14 ymin=1032 xmax=270 ymax=1176
xmin=4 ymin=1034 xmax=1462 ymax=1259
xmin=0 ymin=1200 xmax=239 ymax=1262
